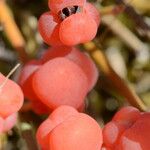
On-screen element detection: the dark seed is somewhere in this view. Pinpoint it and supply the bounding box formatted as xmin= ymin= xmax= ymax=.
xmin=59 ymin=6 xmax=82 ymax=20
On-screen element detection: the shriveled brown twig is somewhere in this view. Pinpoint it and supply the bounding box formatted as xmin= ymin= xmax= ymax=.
xmin=84 ymin=42 xmax=147 ymax=111
xmin=0 ymin=0 xmax=28 ymax=62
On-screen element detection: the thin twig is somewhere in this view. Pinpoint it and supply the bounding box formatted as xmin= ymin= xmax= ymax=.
xmin=0 ymin=63 xmax=20 ymax=90
xmin=83 ymin=42 xmax=147 ymax=111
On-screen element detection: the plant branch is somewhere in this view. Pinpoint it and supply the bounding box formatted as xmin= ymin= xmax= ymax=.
xmin=0 ymin=0 xmax=28 ymax=62
xmin=83 ymin=42 xmax=147 ymax=111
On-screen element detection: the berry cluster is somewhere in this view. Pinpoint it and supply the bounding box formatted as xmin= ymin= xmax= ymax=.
xmin=18 ymin=0 xmax=102 ymax=149
xmin=17 ymin=0 xmax=150 ymax=150
xmin=19 ymin=46 xmax=99 ymax=114
xmin=19 ymin=45 xmax=102 ymax=149
xmin=1 ymin=0 xmax=150 ymax=149
xmin=103 ymin=106 xmax=150 ymax=150
xmin=0 ymin=73 xmax=24 ymax=133
xmin=38 ymin=0 xmax=100 ymax=46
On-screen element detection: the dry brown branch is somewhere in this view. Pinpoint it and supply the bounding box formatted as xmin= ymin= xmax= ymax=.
xmin=84 ymin=42 xmax=147 ymax=111
xmin=0 ymin=0 xmax=28 ymax=62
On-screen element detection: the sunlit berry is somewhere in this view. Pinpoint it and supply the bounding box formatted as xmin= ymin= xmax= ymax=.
xmin=85 ymin=2 xmax=100 ymax=26
xmin=38 ymin=1 xmax=100 ymax=46
xmin=118 ymin=113 xmax=150 ymax=150
xmin=103 ymin=121 xmax=129 ymax=148
xmin=0 ymin=73 xmax=24 ymax=118
xmin=112 ymin=106 xmax=141 ymax=126
xmin=36 ymin=106 xmax=103 ymax=150
xmin=40 ymin=46 xmax=98 ymax=91
xmin=38 ymin=12 xmax=62 ymax=46
xmin=59 ymin=12 xmax=97 ymax=45
xmin=33 ymin=57 xmax=88 ymax=110
xmin=103 ymin=106 xmax=150 ymax=150
xmin=18 ymin=60 xmax=41 ymax=101
xmin=19 ymin=60 xmax=51 ymax=115
xmin=36 ymin=106 xmax=78 ymax=150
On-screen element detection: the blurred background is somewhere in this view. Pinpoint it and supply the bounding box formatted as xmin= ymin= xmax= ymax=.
xmin=0 ymin=0 xmax=149 ymax=149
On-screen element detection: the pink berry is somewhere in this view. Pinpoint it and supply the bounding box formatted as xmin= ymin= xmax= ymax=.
xmin=38 ymin=12 xmax=62 ymax=46
xmin=19 ymin=60 xmax=41 ymax=86
xmin=0 ymin=73 xmax=24 ymax=118
xmin=103 ymin=121 xmax=129 ymax=148
xmin=59 ymin=13 xmax=97 ymax=45
xmin=85 ymin=2 xmax=100 ymax=26
xmin=19 ymin=60 xmax=41 ymax=101
xmin=36 ymin=118 xmax=55 ymax=150
xmin=38 ymin=1 xmax=100 ymax=46
xmin=19 ymin=60 xmax=50 ymax=115
xmin=40 ymin=46 xmax=72 ymax=63
xmin=33 ymin=57 xmax=88 ymax=110
xmin=36 ymin=106 xmax=103 ymax=150
xmin=112 ymin=106 xmax=141 ymax=126
xmin=36 ymin=106 xmax=78 ymax=150
xmin=49 ymin=113 xmax=102 ymax=150
xmin=41 ymin=46 xmax=98 ymax=91
xmin=118 ymin=113 xmax=150 ymax=150
xmin=49 ymin=105 xmax=78 ymax=124
xmin=103 ymin=107 xmax=150 ymax=150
